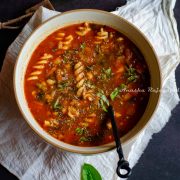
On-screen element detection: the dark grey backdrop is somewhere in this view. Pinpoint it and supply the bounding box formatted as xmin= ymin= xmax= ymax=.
xmin=0 ymin=0 xmax=180 ymax=179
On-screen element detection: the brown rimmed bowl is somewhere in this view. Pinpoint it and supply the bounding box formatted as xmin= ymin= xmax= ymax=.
xmin=14 ymin=9 xmax=161 ymax=154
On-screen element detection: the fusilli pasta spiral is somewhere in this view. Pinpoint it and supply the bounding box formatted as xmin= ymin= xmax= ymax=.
xmin=27 ymin=53 xmax=53 ymax=81
xmin=55 ymin=32 xmax=65 ymax=40
xmin=68 ymin=106 xmax=79 ymax=119
xmin=117 ymin=37 xmax=124 ymax=42
xmin=58 ymin=35 xmax=73 ymax=50
xmin=74 ymin=62 xmax=86 ymax=97
xmin=76 ymin=22 xmax=91 ymax=36
xmin=83 ymin=89 xmax=95 ymax=101
xmin=94 ymin=28 xmax=108 ymax=44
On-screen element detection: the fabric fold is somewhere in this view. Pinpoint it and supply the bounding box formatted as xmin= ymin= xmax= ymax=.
xmin=0 ymin=0 xmax=179 ymax=179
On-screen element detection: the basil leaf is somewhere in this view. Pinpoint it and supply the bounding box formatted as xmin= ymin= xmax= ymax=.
xmin=101 ymin=94 xmax=109 ymax=106
xmin=110 ymin=88 xmax=119 ymax=101
xmin=76 ymin=127 xmax=84 ymax=135
xmin=126 ymin=67 xmax=138 ymax=82
xmin=110 ymin=84 xmax=127 ymax=101
xmin=81 ymin=163 xmax=102 ymax=180
xmin=100 ymin=99 xmax=108 ymax=112
xmin=97 ymin=90 xmax=109 ymax=112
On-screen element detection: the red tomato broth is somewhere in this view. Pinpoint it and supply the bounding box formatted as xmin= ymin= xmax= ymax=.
xmin=24 ymin=23 xmax=150 ymax=147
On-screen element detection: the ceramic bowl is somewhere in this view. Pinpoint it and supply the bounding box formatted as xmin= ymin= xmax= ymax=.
xmin=14 ymin=9 xmax=161 ymax=154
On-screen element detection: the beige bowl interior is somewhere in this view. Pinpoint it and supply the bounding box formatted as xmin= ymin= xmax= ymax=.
xmin=14 ymin=9 xmax=161 ymax=154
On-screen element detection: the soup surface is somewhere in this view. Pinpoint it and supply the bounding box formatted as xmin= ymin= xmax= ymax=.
xmin=25 ymin=23 xmax=150 ymax=146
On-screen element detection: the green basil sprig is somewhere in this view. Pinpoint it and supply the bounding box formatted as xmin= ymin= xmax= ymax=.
xmin=81 ymin=163 xmax=102 ymax=180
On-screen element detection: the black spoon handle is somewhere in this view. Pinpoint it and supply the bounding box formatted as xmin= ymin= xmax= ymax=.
xmin=108 ymin=106 xmax=131 ymax=178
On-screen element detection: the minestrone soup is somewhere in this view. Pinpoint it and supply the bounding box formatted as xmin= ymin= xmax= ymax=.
xmin=24 ymin=23 xmax=150 ymax=146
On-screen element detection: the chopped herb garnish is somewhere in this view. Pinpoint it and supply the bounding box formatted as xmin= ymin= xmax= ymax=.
xmin=76 ymin=127 xmax=85 ymax=135
xmin=95 ymin=44 xmax=102 ymax=54
xmin=128 ymin=75 xmax=138 ymax=82
xmin=104 ymin=68 xmax=112 ymax=78
xmin=62 ymin=58 xmax=68 ymax=63
xmin=100 ymin=94 xmax=109 ymax=106
xmin=110 ymin=88 xmax=119 ymax=101
xmin=85 ymin=80 xmax=96 ymax=89
xmin=80 ymin=136 xmax=91 ymax=142
xmin=110 ymin=84 xmax=127 ymax=100
xmin=101 ymin=68 xmax=112 ymax=80
xmin=52 ymin=48 xmax=57 ymax=52
xmin=99 ymin=99 xmax=108 ymax=112
xmin=97 ymin=90 xmax=109 ymax=112
xmin=126 ymin=66 xmax=138 ymax=82
xmin=86 ymin=65 xmax=93 ymax=71
xmin=127 ymin=67 xmax=135 ymax=75
xmin=80 ymin=42 xmax=86 ymax=50
xmin=62 ymin=51 xmax=71 ymax=63
xmin=57 ymin=81 xmax=69 ymax=90
xmin=100 ymin=73 xmax=106 ymax=80
xmin=52 ymin=97 xmax=61 ymax=111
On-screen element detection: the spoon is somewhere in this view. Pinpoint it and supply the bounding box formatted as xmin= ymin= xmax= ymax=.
xmin=108 ymin=105 xmax=131 ymax=178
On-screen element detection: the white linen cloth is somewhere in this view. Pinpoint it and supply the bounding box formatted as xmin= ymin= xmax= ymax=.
xmin=0 ymin=0 xmax=179 ymax=179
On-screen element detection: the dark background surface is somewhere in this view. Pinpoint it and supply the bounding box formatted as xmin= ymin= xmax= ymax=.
xmin=0 ymin=0 xmax=180 ymax=179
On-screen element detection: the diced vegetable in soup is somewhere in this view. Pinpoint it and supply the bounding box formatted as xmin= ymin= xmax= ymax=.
xmin=25 ymin=23 xmax=150 ymax=146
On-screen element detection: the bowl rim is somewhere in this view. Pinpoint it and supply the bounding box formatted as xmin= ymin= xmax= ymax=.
xmin=13 ymin=8 xmax=162 ymax=154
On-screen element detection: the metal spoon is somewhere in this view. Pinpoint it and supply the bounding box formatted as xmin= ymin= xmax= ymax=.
xmin=108 ymin=105 xmax=131 ymax=178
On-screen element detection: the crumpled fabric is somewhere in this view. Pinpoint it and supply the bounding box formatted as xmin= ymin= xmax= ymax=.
xmin=0 ymin=0 xmax=179 ymax=179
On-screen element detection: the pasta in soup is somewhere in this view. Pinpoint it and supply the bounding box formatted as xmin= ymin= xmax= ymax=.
xmin=25 ymin=23 xmax=150 ymax=146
